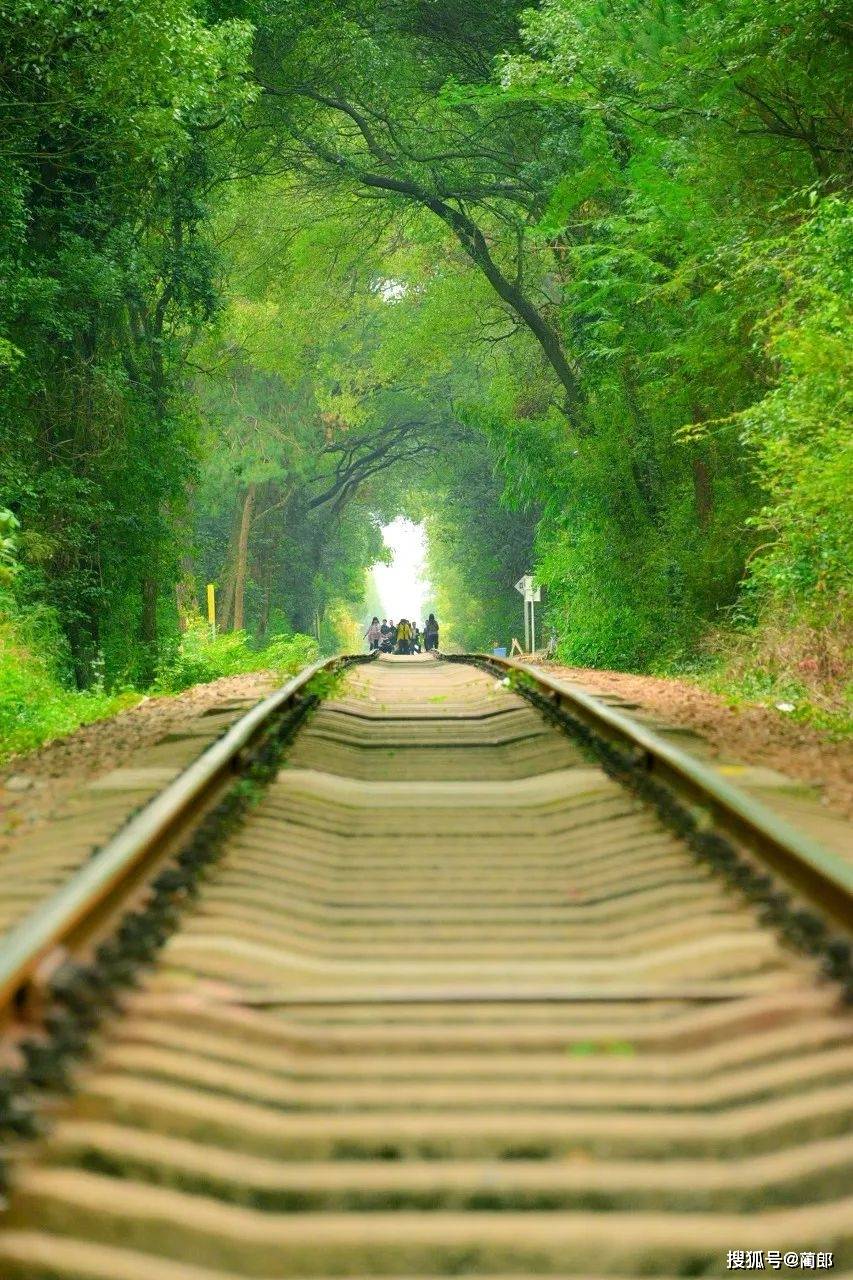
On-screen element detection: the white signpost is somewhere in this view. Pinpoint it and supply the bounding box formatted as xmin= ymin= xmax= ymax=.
xmin=514 ymin=575 xmax=541 ymax=653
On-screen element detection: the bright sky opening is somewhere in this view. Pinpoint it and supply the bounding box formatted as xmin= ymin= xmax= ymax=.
xmin=372 ymin=516 xmax=429 ymax=623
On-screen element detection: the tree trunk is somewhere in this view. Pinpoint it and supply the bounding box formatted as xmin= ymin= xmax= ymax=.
xmin=232 ymin=483 xmax=256 ymax=633
xmin=141 ymin=575 xmax=158 ymax=647
xmin=256 ymin=549 xmax=273 ymax=639
xmin=175 ymin=554 xmax=197 ymax=632
xmin=689 ymin=405 xmax=714 ymax=529
xmin=620 ymin=358 xmax=662 ymax=519
xmin=258 ymin=581 xmax=272 ymax=639
xmin=217 ymin=499 xmax=243 ymax=631
xmin=692 ymin=456 xmax=713 ymax=529
xmin=139 ymin=571 xmax=159 ymax=684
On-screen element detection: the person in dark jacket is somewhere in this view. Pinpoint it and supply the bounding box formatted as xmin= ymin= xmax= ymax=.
xmin=379 ymin=620 xmax=397 ymax=653
xmin=423 ymin=613 xmax=439 ymax=652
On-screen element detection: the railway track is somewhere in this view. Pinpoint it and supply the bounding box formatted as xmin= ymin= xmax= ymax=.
xmin=0 ymin=652 xmax=851 ymax=1279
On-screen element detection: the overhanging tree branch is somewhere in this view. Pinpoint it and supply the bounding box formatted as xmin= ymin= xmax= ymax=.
xmin=261 ymin=83 xmax=585 ymax=420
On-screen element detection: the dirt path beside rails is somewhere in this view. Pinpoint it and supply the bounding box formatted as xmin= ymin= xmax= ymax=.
xmin=0 ymin=672 xmax=278 ymax=854
xmin=541 ymin=663 xmax=853 ymax=823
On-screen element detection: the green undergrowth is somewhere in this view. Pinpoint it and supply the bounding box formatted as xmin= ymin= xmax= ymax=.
xmin=0 ymin=614 xmax=320 ymax=763
xmin=657 ymin=618 xmax=852 ymax=740
xmin=0 ymin=617 xmax=141 ymax=762
xmin=154 ymin=622 xmax=318 ymax=694
xmin=303 ymin=665 xmax=345 ymax=701
xmin=698 ymin=670 xmax=852 ymax=740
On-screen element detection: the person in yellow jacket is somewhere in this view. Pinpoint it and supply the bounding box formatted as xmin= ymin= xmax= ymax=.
xmin=395 ymin=618 xmax=413 ymax=654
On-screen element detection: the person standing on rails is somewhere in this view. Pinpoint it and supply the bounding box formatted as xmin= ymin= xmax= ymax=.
xmin=424 ymin=613 xmax=439 ymax=652
xmin=365 ymin=617 xmax=381 ymax=651
xmin=396 ymin=618 xmax=413 ymax=654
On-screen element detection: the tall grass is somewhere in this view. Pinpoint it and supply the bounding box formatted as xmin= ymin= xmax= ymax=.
xmin=154 ymin=623 xmax=318 ymax=693
xmin=0 ymin=619 xmax=140 ymax=762
xmin=0 ymin=615 xmax=319 ymax=764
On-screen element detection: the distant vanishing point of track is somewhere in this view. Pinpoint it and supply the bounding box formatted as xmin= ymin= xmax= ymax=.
xmin=0 ymin=653 xmax=851 ymax=1279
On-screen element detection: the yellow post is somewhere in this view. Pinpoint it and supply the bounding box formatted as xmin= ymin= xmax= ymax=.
xmin=206 ymin=583 xmax=216 ymax=638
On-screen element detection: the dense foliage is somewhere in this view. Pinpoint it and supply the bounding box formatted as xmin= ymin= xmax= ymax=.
xmin=1 ymin=0 xmax=850 ymax=750
xmin=1 ymin=0 xmax=254 ymax=687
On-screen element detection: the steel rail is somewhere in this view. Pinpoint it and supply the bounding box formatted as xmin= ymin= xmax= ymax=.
xmin=464 ymin=653 xmax=853 ymax=932
xmin=0 ymin=654 xmax=357 ymax=1013
xmin=1 ymin=649 xmax=850 ymax=1279
xmin=0 ymin=647 xmax=848 ymax=1022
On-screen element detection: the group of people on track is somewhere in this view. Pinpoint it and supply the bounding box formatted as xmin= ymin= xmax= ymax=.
xmin=364 ymin=615 xmax=439 ymax=655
